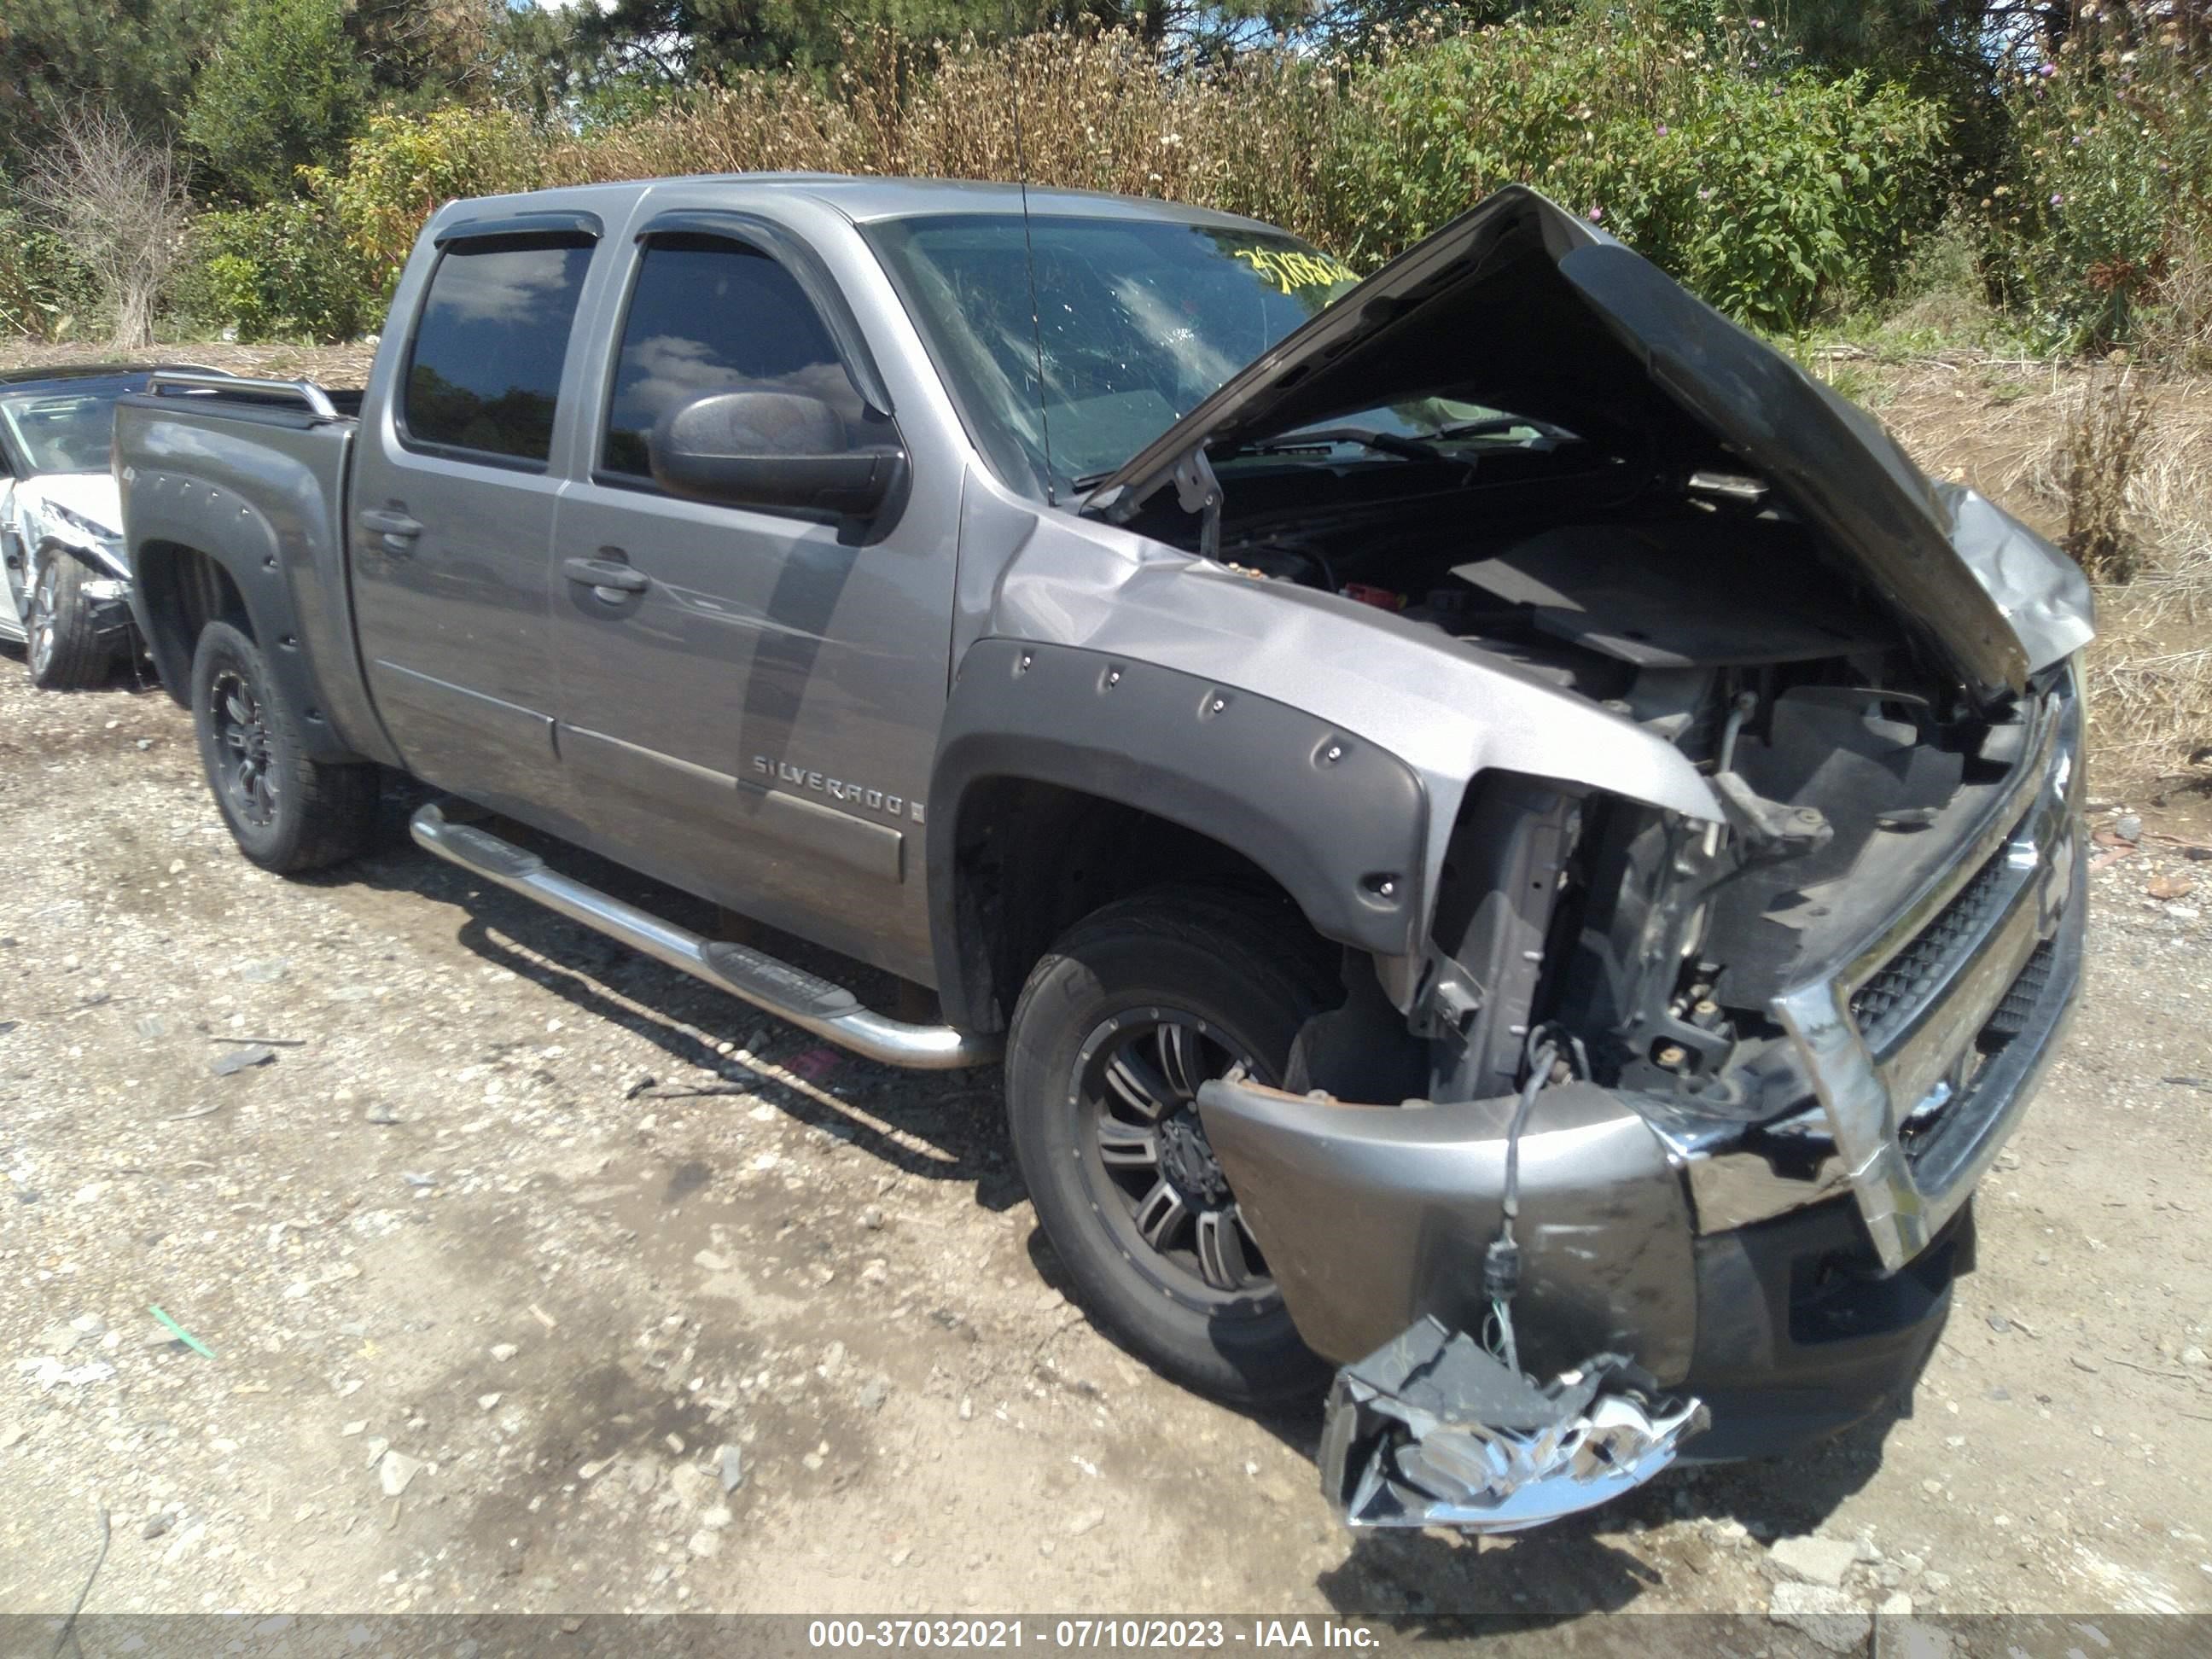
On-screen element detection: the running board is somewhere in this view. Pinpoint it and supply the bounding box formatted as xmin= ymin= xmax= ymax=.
xmin=410 ymin=800 xmax=998 ymax=1071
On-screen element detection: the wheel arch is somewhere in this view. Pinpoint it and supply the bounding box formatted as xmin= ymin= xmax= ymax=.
xmin=133 ymin=538 xmax=253 ymax=702
xmin=131 ymin=513 xmax=387 ymax=764
xmin=928 ymin=638 xmax=1431 ymax=1033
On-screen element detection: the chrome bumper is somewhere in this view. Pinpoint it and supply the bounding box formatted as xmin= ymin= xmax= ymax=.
xmin=1320 ymin=1319 xmax=1708 ymax=1534
xmin=1767 ymin=677 xmax=2085 ymax=1270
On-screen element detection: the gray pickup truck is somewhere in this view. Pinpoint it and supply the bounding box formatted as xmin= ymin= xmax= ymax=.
xmin=118 ymin=177 xmax=2093 ymax=1534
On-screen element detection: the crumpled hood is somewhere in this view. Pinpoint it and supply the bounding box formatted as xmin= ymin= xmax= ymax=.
xmin=1087 ymin=186 xmax=2092 ymax=701
xmin=10 ymin=471 xmax=128 ymax=578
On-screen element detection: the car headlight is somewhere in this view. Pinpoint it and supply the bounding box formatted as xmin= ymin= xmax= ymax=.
xmin=46 ymin=502 xmax=123 ymax=549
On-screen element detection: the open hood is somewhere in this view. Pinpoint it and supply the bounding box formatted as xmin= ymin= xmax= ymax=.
xmin=1087 ymin=187 xmax=2085 ymax=701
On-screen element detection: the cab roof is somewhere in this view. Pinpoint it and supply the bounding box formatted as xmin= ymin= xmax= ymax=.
xmin=431 ymin=173 xmax=1284 ymax=236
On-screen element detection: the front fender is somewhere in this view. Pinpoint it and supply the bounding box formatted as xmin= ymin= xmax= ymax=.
xmin=38 ymin=534 xmax=131 ymax=586
xmin=928 ymin=637 xmax=1431 ymax=1026
xmin=978 ymin=505 xmax=1723 ymax=925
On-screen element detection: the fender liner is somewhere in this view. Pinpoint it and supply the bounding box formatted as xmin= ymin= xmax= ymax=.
xmin=928 ymin=637 xmax=1429 ymax=1030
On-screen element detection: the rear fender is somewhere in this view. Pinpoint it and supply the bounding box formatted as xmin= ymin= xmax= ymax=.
xmin=124 ymin=453 xmax=394 ymax=766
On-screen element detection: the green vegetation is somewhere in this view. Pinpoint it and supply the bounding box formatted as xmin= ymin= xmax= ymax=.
xmin=0 ymin=1 xmax=2205 ymax=365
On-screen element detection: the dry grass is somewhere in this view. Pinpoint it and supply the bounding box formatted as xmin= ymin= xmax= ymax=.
xmin=2145 ymin=227 xmax=2212 ymax=375
xmin=2059 ymin=367 xmax=2153 ymax=584
xmin=1868 ymin=358 xmax=2212 ymax=793
xmin=538 ymin=32 xmax=1350 ymax=253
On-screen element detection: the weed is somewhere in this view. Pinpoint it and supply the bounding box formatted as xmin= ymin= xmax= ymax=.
xmin=2062 ymin=366 xmax=2154 ymax=582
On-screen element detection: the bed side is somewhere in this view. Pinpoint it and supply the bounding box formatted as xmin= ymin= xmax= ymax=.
xmin=117 ymin=378 xmax=399 ymax=767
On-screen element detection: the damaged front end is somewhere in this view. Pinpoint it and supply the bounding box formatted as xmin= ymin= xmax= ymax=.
xmin=1196 ymin=662 xmax=2085 ymax=1531
xmin=1321 ymin=1319 xmax=1707 ymax=1533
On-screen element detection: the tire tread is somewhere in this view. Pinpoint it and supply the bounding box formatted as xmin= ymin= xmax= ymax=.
xmin=28 ymin=556 xmax=109 ymax=690
xmin=190 ymin=620 xmax=377 ymax=873
xmin=1006 ymin=885 xmax=1339 ymax=1405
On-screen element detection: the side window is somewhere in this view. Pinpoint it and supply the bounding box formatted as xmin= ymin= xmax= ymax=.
xmin=403 ymin=236 xmax=592 ymax=465
xmin=601 ymin=235 xmax=867 ymax=480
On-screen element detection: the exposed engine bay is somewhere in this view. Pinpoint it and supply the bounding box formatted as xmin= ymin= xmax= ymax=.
xmin=1165 ymin=440 xmax=2075 ymax=1531
xmin=1144 ymin=454 xmax=2045 ymax=1123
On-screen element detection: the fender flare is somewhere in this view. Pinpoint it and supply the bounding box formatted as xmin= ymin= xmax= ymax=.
xmin=927 ymin=637 xmax=1431 ymax=1030
xmin=127 ymin=490 xmax=386 ymax=765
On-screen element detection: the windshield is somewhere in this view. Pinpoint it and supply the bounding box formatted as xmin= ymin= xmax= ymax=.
xmin=0 ymin=379 xmax=139 ymax=474
xmin=865 ymin=213 xmax=1359 ymax=499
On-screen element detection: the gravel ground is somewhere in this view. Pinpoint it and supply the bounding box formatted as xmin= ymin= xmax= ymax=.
xmin=2 ymin=651 xmax=2208 ymax=1633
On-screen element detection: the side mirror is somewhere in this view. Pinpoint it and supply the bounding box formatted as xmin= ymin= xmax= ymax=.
xmin=648 ymin=390 xmax=905 ymax=520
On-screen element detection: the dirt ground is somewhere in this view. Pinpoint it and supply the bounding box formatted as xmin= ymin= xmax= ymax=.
xmin=1 ymin=341 xmax=2209 ymax=1640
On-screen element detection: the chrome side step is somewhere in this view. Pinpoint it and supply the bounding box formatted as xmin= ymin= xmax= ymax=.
xmin=410 ymin=800 xmax=998 ymax=1071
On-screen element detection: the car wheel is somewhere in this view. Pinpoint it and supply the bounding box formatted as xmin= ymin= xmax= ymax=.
xmin=25 ymin=556 xmax=110 ymax=690
xmin=189 ymin=620 xmax=379 ymax=872
xmin=1005 ymin=887 xmax=1339 ymax=1404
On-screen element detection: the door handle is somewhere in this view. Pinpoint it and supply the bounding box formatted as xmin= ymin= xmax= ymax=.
xmin=358 ymin=509 xmax=422 ymax=556
xmin=563 ymin=556 xmax=649 ymax=596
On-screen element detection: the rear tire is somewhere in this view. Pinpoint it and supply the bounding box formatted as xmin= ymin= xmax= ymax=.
xmin=26 ymin=556 xmax=109 ymax=690
xmin=190 ymin=620 xmax=378 ymax=872
xmin=1006 ymin=888 xmax=1339 ymax=1404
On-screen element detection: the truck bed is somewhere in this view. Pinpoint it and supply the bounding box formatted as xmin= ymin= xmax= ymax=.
xmin=115 ymin=372 xmax=393 ymax=766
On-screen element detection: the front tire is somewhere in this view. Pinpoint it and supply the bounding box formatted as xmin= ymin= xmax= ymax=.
xmin=1005 ymin=888 xmax=1339 ymax=1404
xmin=26 ymin=556 xmax=109 ymax=690
xmin=190 ymin=620 xmax=378 ymax=872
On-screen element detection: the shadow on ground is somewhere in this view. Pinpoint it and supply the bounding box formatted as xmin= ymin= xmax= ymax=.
xmin=336 ymin=780 xmax=1010 ymax=1196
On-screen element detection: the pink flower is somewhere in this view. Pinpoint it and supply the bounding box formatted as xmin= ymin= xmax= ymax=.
xmin=2038 ymin=62 xmax=2057 ymax=78
xmin=2050 ymin=193 xmax=2064 ymax=207
xmin=1587 ymin=207 xmax=1604 ymax=222
xmin=1656 ymin=122 xmax=1668 ymax=136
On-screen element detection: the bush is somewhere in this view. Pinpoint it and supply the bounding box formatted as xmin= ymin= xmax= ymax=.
xmin=1993 ymin=3 xmax=2212 ymax=349
xmin=175 ymin=103 xmax=539 ymax=341
xmin=0 ymin=205 xmax=98 ymax=341
xmin=2062 ymin=366 xmax=2154 ymax=583
xmin=309 ymin=104 xmax=546 ymax=294
xmin=1331 ymin=11 xmax=1951 ymax=329
xmin=183 ymin=0 xmax=370 ymax=205
xmin=179 ymin=199 xmax=379 ymax=341
xmin=172 ymin=11 xmax=1956 ymax=342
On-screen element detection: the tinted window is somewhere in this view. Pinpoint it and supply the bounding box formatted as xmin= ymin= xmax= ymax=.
xmin=404 ymin=238 xmax=591 ymax=463
xmin=602 ymin=236 xmax=865 ymax=479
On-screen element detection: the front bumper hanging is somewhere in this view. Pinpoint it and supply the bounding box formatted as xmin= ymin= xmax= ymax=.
xmin=1321 ymin=1318 xmax=1708 ymax=1533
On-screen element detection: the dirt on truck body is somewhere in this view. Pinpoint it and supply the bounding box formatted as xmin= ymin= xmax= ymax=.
xmin=114 ymin=178 xmax=2093 ymax=1534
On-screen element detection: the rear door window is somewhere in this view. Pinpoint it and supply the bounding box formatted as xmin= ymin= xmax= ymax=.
xmin=402 ymin=237 xmax=592 ymax=465
xmin=600 ymin=235 xmax=865 ymax=481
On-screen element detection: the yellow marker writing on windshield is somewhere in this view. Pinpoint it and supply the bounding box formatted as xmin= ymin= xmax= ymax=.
xmin=1233 ymin=247 xmax=1359 ymax=295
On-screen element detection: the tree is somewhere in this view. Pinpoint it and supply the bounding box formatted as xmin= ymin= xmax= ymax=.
xmin=0 ymin=0 xmax=225 ymax=174
xmin=561 ymin=0 xmax=1321 ymax=85
xmin=184 ymin=0 xmax=374 ymax=204
xmin=21 ymin=108 xmax=189 ymax=346
xmin=346 ymin=0 xmax=505 ymax=102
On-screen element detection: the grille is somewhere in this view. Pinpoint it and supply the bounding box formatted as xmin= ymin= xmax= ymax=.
xmin=1982 ymin=938 xmax=2057 ymax=1046
xmin=1849 ymin=842 xmax=2012 ymax=1053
